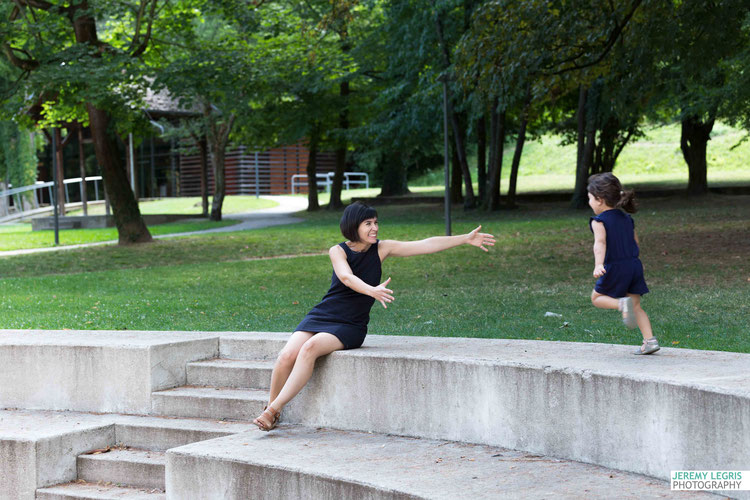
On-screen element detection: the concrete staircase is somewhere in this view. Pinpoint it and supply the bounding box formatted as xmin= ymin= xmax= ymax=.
xmin=33 ymin=336 xmax=281 ymax=500
xmin=1 ymin=330 xmax=746 ymax=500
xmin=28 ymin=414 xmax=255 ymax=499
xmin=37 ymin=448 xmax=166 ymax=499
xmin=151 ymin=341 xmax=279 ymax=421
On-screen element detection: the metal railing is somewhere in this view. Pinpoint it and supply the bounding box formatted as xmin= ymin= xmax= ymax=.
xmin=290 ymin=172 xmax=369 ymax=195
xmin=0 ymin=176 xmax=104 ymax=218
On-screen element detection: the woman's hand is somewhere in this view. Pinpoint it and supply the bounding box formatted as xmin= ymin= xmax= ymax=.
xmin=371 ymin=277 xmax=394 ymax=309
xmin=466 ymin=226 xmax=496 ymax=252
xmin=593 ymin=264 xmax=606 ymax=278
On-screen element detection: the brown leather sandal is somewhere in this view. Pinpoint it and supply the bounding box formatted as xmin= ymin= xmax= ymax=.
xmin=253 ymin=405 xmax=281 ymax=431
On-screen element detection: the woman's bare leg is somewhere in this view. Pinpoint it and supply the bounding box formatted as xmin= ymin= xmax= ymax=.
xmin=269 ymin=333 xmax=344 ymax=411
xmin=268 ymin=331 xmax=314 ymax=405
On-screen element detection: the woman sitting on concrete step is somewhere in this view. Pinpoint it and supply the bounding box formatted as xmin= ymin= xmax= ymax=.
xmin=253 ymin=201 xmax=495 ymax=431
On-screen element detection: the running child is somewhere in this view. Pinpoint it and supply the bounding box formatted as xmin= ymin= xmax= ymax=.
xmin=587 ymin=172 xmax=659 ymax=355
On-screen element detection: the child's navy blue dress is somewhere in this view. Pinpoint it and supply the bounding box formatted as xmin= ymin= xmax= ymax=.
xmin=589 ymin=209 xmax=649 ymax=298
xmin=295 ymin=241 xmax=382 ymax=349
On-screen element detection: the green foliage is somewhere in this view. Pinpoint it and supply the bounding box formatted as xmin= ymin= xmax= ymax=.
xmin=0 ymin=121 xmax=37 ymax=188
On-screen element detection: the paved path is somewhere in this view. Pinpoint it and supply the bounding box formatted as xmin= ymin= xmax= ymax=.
xmin=0 ymin=195 xmax=307 ymax=257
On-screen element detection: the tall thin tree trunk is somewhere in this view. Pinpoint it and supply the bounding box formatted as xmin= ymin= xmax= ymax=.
xmin=507 ymin=90 xmax=531 ymax=208
xmin=487 ymin=105 xmax=506 ymax=211
xmin=450 ymin=141 xmax=463 ymax=204
xmin=571 ymin=85 xmax=592 ymax=209
xmin=433 ymin=11 xmax=474 ymax=208
xmin=208 ymin=112 xmax=236 ymax=221
xmin=477 ymin=115 xmax=487 ymax=203
xmin=55 ymin=131 xmax=66 ymax=216
xmin=681 ymin=115 xmax=714 ymax=196
xmin=448 ymin=109 xmax=475 ymax=208
xmin=329 ymin=30 xmax=350 ymax=210
xmin=329 ymin=80 xmax=349 ymax=210
xmin=306 ymin=123 xmax=321 ymax=211
xmin=198 ymin=136 xmax=209 ymax=217
xmin=78 ymin=126 xmax=88 ymax=216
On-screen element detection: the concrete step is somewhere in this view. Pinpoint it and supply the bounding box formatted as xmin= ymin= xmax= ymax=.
xmin=35 ymin=481 xmax=164 ymax=499
xmin=77 ymin=448 xmax=165 ymax=490
xmin=167 ymin=425 xmax=720 ymax=500
xmin=113 ymin=414 xmax=256 ymax=451
xmin=151 ymin=386 xmax=267 ymax=420
xmin=218 ymin=332 xmax=287 ymax=360
xmin=186 ymin=358 xmax=273 ymax=390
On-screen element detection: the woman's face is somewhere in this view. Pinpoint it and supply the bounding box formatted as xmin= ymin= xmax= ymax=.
xmin=356 ymin=217 xmax=378 ymax=244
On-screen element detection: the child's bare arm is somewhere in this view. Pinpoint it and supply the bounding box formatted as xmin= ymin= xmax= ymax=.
xmin=591 ymin=221 xmax=607 ymax=278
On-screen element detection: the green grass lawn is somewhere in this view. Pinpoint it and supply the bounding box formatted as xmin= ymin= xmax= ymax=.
xmin=0 ymin=194 xmax=747 ymax=353
xmin=0 ymin=219 xmax=240 ymax=251
xmin=0 ymin=194 xmax=278 ymax=251
xmin=65 ymin=195 xmax=278 ymax=216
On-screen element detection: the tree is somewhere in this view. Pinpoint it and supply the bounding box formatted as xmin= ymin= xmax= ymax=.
xmin=0 ymin=120 xmax=37 ymax=214
xmin=151 ymin=2 xmax=268 ymax=220
xmin=456 ymin=0 xmax=647 ymax=208
xmin=1 ymin=0 xmax=155 ymax=244
xmin=653 ymin=0 xmax=747 ymax=196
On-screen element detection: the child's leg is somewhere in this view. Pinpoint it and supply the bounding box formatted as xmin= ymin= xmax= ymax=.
xmin=628 ymin=294 xmax=654 ymax=340
xmin=591 ymin=289 xmax=619 ymax=309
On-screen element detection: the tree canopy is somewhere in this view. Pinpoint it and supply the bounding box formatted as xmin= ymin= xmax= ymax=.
xmin=1 ymin=0 xmax=747 ymax=223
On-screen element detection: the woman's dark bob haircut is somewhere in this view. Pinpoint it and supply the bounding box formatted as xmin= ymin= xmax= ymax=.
xmin=340 ymin=201 xmax=378 ymax=242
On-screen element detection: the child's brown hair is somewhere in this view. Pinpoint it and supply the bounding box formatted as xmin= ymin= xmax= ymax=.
xmin=587 ymin=172 xmax=637 ymax=213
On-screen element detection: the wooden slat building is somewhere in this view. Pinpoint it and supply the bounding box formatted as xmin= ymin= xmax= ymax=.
xmin=178 ymin=143 xmax=336 ymax=196
xmin=144 ymin=87 xmax=337 ymax=197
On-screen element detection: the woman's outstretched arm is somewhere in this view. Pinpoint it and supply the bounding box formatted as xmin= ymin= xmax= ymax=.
xmin=329 ymin=245 xmax=394 ymax=308
xmin=379 ymin=226 xmax=495 ymax=259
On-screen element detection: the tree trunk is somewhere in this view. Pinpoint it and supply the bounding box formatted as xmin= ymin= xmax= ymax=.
xmin=450 ymin=141 xmax=463 ymax=204
xmin=86 ymin=103 xmax=152 ymax=243
xmin=0 ymin=181 xmax=7 ymax=216
xmin=571 ymin=85 xmax=593 ymax=209
xmin=448 ymin=109 xmax=475 ymax=208
xmin=208 ymin=112 xmax=236 ymax=221
xmin=306 ymin=124 xmax=321 ymax=211
xmin=198 ymin=136 xmax=209 ymax=217
xmin=210 ymin=143 xmax=225 ymax=221
xmin=486 ymin=105 xmax=506 ymax=211
xmin=72 ymin=3 xmax=151 ymax=243
xmin=379 ymin=152 xmax=410 ymax=196
xmin=329 ymin=80 xmax=349 ymax=210
xmin=476 ymin=114 xmax=487 ymax=203
xmin=507 ymin=90 xmax=531 ymax=208
xmin=681 ymin=115 xmax=714 ymax=196
xmin=78 ymin=126 xmax=88 ymax=216
xmin=595 ymin=118 xmax=635 ymax=174
xmin=55 ymin=131 xmax=66 ymax=216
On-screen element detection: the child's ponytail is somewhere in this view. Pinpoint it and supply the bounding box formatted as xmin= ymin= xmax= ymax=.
xmin=616 ymin=189 xmax=637 ymax=213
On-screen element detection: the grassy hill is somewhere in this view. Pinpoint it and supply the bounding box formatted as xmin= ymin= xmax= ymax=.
xmin=410 ymin=121 xmax=750 ymax=193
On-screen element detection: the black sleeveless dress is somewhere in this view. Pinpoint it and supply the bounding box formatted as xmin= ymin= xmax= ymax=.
xmin=295 ymin=240 xmax=382 ymax=349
